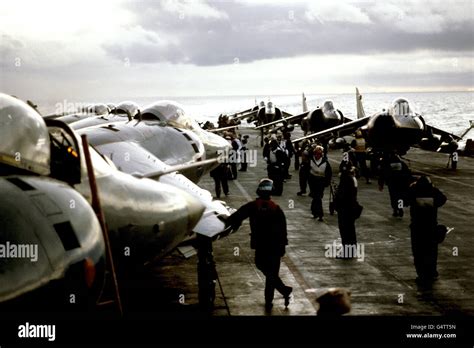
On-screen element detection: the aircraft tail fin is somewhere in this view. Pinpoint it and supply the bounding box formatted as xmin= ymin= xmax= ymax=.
xmin=356 ymin=87 xmax=366 ymax=119
xmin=302 ymin=93 xmax=308 ymax=113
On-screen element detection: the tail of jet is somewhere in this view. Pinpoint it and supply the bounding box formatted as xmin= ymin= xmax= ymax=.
xmin=356 ymin=87 xmax=366 ymax=119
xmin=302 ymin=93 xmax=308 ymax=113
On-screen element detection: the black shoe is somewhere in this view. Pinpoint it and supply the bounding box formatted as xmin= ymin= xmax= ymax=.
xmin=398 ymin=208 xmax=404 ymax=217
xmin=392 ymin=210 xmax=399 ymax=217
xmin=318 ymin=216 xmax=324 ymax=222
xmin=225 ymin=192 xmax=230 ymax=196
xmin=297 ymin=191 xmax=306 ymax=196
xmin=284 ymin=287 xmax=293 ymax=308
xmin=265 ymin=303 xmax=273 ymax=312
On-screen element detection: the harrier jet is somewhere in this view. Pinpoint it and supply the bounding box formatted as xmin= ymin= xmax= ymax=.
xmin=0 ymin=94 xmax=231 ymax=307
xmin=68 ymin=101 xmax=140 ymax=130
xmin=226 ymin=100 xmax=293 ymax=146
xmin=293 ymin=88 xmax=463 ymax=168
xmin=256 ymin=94 xmax=348 ymax=135
xmin=76 ymin=101 xmax=231 ymax=183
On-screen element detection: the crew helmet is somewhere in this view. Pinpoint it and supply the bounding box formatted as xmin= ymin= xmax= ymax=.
xmin=256 ymin=178 xmax=273 ymax=196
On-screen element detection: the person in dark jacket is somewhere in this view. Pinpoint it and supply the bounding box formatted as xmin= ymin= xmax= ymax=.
xmin=210 ymin=163 xmax=229 ymax=198
xmin=406 ymin=175 xmax=447 ymax=284
xmin=265 ymin=139 xmax=287 ymax=196
xmin=227 ymin=179 xmax=292 ymax=311
xmin=378 ymin=153 xmax=411 ymax=217
xmin=336 ymin=164 xmax=360 ymax=257
xmin=239 ymin=136 xmax=249 ymax=172
xmin=229 ymin=135 xmax=241 ymax=179
xmin=308 ymin=145 xmax=332 ymax=220
xmin=282 ymin=132 xmax=295 ymax=179
xmin=296 ymin=140 xmax=311 ymax=196
xmin=351 ymin=130 xmax=371 ymax=184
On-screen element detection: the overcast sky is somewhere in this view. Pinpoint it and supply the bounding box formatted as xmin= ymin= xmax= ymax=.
xmin=0 ymin=0 xmax=473 ymax=100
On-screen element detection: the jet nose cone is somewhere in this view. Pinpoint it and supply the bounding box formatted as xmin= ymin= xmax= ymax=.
xmin=184 ymin=193 xmax=205 ymax=231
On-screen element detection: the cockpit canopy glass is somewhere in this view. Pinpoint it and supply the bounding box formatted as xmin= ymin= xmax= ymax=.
xmin=323 ymin=100 xmax=335 ymax=113
xmin=0 ymin=94 xmax=51 ymax=175
xmin=92 ymin=104 xmax=109 ymax=116
xmin=140 ymin=101 xmax=195 ymax=130
xmin=115 ymin=101 xmax=140 ymax=118
xmin=265 ymin=101 xmax=275 ymax=115
xmin=392 ymin=98 xmax=412 ymax=116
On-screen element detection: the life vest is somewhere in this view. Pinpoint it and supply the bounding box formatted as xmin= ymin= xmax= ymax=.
xmin=310 ymin=157 xmax=327 ymax=177
xmin=353 ymin=137 xmax=366 ymax=152
xmin=269 ymin=147 xmax=283 ymax=164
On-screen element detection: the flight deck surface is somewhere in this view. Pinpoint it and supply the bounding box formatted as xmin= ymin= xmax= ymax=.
xmin=126 ymin=128 xmax=474 ymax=317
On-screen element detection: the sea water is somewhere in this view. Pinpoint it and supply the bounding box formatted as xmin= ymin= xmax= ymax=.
xmin=37 ymin=91 xmax=474 ymax=136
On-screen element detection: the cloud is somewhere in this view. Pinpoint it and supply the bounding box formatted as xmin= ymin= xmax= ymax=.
xmin=368 ymin=0 xmax=473 ymax=34
xmin=161 ymin=0 xmax=229 ymax=19
xmin=305 ymin=1 xmax=371 ymax=24
xmin=0 ymin=0 xmax=472 ymax=100
xmin=101 ymin=0 xmax=473 ymax=66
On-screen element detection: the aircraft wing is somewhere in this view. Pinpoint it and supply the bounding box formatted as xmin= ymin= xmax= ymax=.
xmin=135 ymin=158 xmax=219 ymax=180
xmin=231 ymin=109 xmax=258 ymax=121
xmin=282 ymin=111 xmax=294 ymax=118
xmin=255 ymin=111 xmax=308 ymax=129
xmin=208 ymin=125 xmax=239 ymax=133
xmin=426 ymin=124 xmax=462 ymax=141
xmin=343 ymin=116 xmax=353 ymax=123
xmin=292 ymin=116 xmax=371 ymax=143
xmin=227 ymin=107 xmax=254 ymax=118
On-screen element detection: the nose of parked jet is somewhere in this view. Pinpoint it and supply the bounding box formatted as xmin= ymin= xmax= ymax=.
xmin=184 ymin=193 xmax=205 ymax=232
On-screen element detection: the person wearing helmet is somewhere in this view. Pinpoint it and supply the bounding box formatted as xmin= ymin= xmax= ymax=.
xmin=227 ymin=179 xmax=292 ymax=312
xmin=406 ymin=175 xmax=447 ymax=284
xmin=0 ymin=94 xmax=51 ymax=176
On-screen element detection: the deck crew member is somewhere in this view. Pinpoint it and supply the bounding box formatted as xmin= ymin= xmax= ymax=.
xmin=296 ymin=140 xmax=311 ymax=196
xmin=239 ymin=136 xmax=249 ymax=172
xmin=308 ymin=145 xmax=332 ymax=221
xmin=378 ymin=154 xmax=411 ymax=217
xmin=335 ymin=164 xmax=361 ymax=257
xmin=210 ymin=163 xmax=230 ymax=199
xmin=407 ymin=176 xmax=447 ymax=284
xmin=351 ymin=130 xmax=371 ymax=184
xmin=265 ymin=140 xmax=287 ymax=196
xmin=227 ymin=179 xmax=292 ymax=311
xmin=281 ymin=132 xmax=295 ymax=179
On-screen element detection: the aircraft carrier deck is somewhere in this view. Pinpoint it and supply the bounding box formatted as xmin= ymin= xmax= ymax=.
xmin=119 ymin=128 xmax=474 ymax=317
